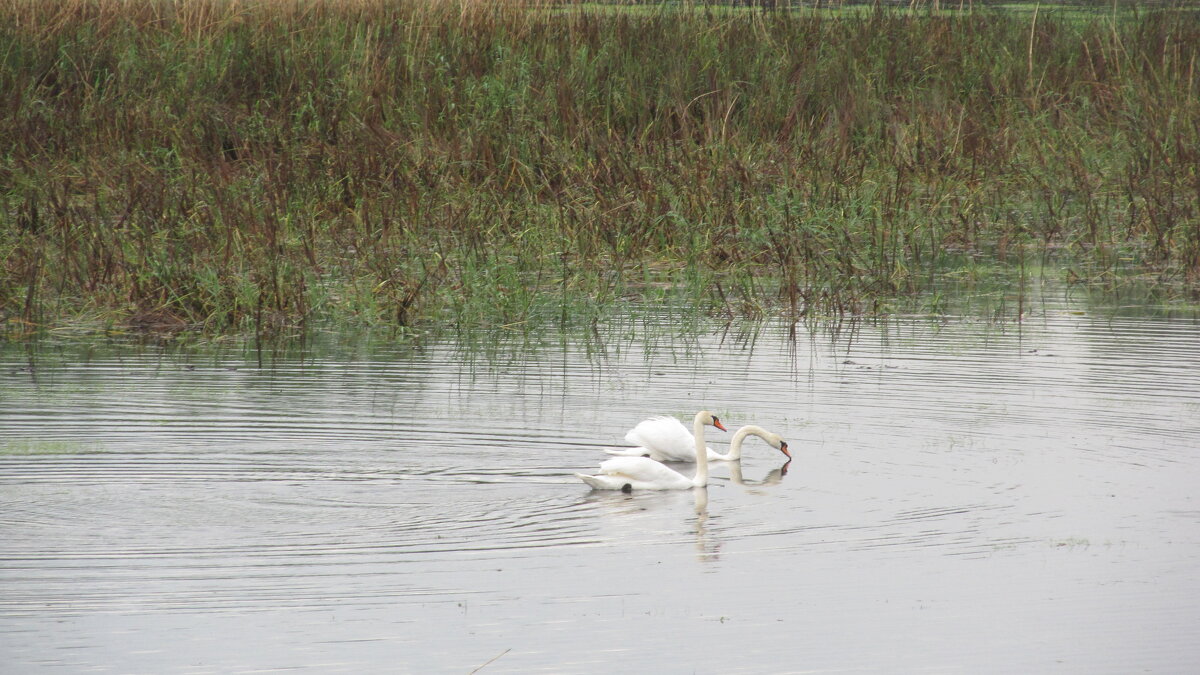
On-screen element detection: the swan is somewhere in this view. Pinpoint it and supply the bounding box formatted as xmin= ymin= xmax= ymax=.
xmin=607 ymin=417 xmax=790 ymax=462
xmin=576 ymin=411 xmax=726 ymax=491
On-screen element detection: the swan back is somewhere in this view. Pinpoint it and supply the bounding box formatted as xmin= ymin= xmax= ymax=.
xmin=623 ymin=416 xmax=695 ymax=460
xmin=621 ymin=414 xmax=719 ymax=462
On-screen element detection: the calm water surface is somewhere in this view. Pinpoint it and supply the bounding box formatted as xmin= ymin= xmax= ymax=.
xmin=2 ymin=302 xmax=1199 ymax=673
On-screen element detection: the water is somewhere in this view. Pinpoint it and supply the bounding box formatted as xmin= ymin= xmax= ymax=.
xmin=2 ymin=302 xmax=1199 ymax=673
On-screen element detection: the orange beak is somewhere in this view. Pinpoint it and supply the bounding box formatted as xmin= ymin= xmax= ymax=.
xmin=779 ymin=442 xmax=792 ymax=459
xmin=712 ymin=417 xmax=728 ymax=432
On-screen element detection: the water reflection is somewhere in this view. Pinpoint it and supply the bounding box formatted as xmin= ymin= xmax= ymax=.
xmin=727 ymin=459 xmax=792 ymax=488
xmin=2 ymin=297 xmax=1200 ymax=672
xmin=692 ymin=488 xmax=718 ymax=565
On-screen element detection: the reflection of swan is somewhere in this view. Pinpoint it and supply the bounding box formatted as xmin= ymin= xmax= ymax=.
xmin=692 ymin=487 xmax=719 ymax=564
xmin=605 ymin=414 xmax=719 ymax=462
xmin=728 ymin=459 xmax=793 ymax=487
xmin=576 ymin=411 xmax=726 ymax=490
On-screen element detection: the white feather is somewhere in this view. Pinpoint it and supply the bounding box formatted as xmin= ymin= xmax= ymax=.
xmin=607 ymin=415 xmax=716 ymax=462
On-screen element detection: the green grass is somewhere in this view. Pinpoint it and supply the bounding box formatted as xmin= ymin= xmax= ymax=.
xmin=1 ymin=0 xmax=1197 ymax=336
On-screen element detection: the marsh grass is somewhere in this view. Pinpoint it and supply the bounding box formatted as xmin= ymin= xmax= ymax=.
xmin=1 ymin=0 xmax=1198 ymax=334
xmin=0 ymin=438 xmax=104 ymax=455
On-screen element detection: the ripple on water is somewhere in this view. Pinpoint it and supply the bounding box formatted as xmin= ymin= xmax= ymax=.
xmin=0 ymin=466 xmax=609 ymax=615
xmin=1 ymin=311 xmax=1199 ymax=672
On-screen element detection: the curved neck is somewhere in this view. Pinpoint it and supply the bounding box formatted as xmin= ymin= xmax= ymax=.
xmin=691 ymin=413 xmax=710 ymax=487
xmin=728 ymin=425 xmax=768 ymax=461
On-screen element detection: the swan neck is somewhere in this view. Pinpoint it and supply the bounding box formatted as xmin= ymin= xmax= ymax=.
xmin=728 ymin=425 xmax=765 ymax=461
xmin=691 ymin=412 xmax=709 ymax=487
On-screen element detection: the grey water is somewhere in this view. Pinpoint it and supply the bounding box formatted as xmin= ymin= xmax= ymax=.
xmin=2 ymin=300 xmax=1199 ymax=673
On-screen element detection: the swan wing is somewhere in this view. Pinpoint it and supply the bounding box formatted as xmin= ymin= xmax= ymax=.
xmin=623 ymin=416 xmax=698 ymax=462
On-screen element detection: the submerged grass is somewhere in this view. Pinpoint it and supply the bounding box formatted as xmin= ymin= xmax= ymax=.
xmin=1 ymin=0 xmax=1198 ymax=335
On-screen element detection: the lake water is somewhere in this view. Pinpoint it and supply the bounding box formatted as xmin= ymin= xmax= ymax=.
xmin=2 ymin=298 xmax=1200 ymax=673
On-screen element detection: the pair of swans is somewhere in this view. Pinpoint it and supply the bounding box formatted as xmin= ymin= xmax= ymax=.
xmin=575 ymin=411 xmax=789 ymax=491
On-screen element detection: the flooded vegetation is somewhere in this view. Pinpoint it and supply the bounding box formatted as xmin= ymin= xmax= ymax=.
xmin=3 ymin=0 xmax=1199 ymax=334
xmin=2 ymin=289 xmax=1199 ymax=671
xmin=3 ymin=1 xmax=1199 ymax=670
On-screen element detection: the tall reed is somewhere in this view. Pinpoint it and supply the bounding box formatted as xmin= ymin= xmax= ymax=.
xmin=2 ymin=0 xmax=1197 ymax=332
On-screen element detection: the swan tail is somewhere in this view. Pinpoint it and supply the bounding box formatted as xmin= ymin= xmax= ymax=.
xmin=603 ymin=446 xmax=650 ymax=457
xmin=575 ymin=473 xmax=630 ymax=491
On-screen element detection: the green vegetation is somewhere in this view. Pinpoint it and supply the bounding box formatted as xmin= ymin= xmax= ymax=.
xmin=0 ymin=439 xmax=103 ymax=455
xmin=1 ymin=0 xmax=1198 ymax=335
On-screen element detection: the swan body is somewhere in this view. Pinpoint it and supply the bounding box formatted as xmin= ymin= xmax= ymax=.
xmin=576 ymin=457 xmax=699 ymax=491
xmin=577 ymin=411 xmax=725 ymax=491
xmin=605 ymin=415 xmax=717 ymax=462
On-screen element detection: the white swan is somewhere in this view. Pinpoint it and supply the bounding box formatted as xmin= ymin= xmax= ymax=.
xmin=576 ymin=411 xmax=726 ymax=491
xmin=606 ymin=417 xmax=790 ymax=462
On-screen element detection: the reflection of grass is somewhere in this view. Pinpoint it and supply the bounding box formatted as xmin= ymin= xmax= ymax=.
xmin=1050 ymin=537 xmax=1092 ymax=549
xmin=0 ymin=440 xmax=102 ymax=455
xmin=1 ymin=1 xmax=1197 ymax=334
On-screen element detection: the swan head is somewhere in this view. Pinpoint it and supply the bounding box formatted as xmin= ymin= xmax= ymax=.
xmin=697 ymin=411 xmax=727 ymax=432
xmin=767 ymin=433 xmax=791 ymax=459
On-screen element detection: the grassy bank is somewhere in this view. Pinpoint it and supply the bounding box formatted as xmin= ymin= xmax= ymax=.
xmin=2 ymin=0 xmax=1198 ymax=334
